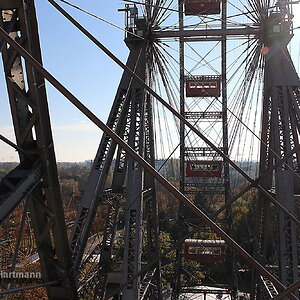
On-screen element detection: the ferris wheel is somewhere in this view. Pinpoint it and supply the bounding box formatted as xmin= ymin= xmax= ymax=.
xmin=0 ymin=0 xmax=300 ymax=299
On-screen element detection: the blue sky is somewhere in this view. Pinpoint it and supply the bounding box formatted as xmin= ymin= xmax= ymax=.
xmin=0 ymin=1 xmax=128 ymax=162
xmin=36 ymin=1 xmax=128 ymax=162
xmin=0 ymin=1 xmax=299 ymax=162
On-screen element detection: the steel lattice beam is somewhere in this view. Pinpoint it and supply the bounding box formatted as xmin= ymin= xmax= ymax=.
xmin=0 ymin=1 xmax=77 ymax=298
xmin=2 ymin=22 xmax=299 ymax=299
xmin=2 ymin=1 xmax=300 ymax=299
xmin=258 ymin=32 xmax=300 ymax=296
xmin=153 ymin=27 xmax=259 ymax=39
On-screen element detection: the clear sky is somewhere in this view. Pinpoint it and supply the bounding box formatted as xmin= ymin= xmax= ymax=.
xmin=0 ymin=1 xmax=299 ymax=162
xmin=0 ymin=1 xmax=127 ymax=162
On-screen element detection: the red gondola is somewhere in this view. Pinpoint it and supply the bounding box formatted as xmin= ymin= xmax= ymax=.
xmin=186 ymin=75 xmax=221 ymax=97
xmin=186 ymin=161 xmax=222 ymax=178
xmin=184 ymin=0 xmax=221 ymax=15
xmin=183 ymin=239 xmax=226 ymax=262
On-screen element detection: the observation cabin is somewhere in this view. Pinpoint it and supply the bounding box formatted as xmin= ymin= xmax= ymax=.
xmin=185 ymin=75 xmax=221 ymax=97
xmin=186 ymin=161 xmax=222 ymax=178
xmin=184 ymin=0 xmax=221 ymax=15
xmin=183 ymin=239 xmax=226 ymax=262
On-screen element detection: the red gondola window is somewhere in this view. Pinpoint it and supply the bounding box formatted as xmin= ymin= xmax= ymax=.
xmin=186 ymin=75 xmax=221 ymax=97
xmin=186 ymin=161 xmax=222 ymax=178
xmin=184 ymin=0 xmax=221 ymax=15
xmin=183 ymin=239 xmax=226 ymax=262
xmin=189 ymin=81 xmax=217 ymax=89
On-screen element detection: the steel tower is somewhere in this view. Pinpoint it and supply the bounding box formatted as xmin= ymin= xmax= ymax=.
xmin=0 ymin=1 xmax=300 ymax=300
xmin=255 ymin=4 xmax=300 ymax=297
xmin=0 ymin=1 xmax=77 ymax=298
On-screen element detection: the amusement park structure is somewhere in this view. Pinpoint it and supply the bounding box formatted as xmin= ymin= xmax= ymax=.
xmin=0 ymin=0 xmax=300 ymax=299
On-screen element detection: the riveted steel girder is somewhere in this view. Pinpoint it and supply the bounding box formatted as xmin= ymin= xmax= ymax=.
xmin=0 ymin=1 xmax=77 ymax=298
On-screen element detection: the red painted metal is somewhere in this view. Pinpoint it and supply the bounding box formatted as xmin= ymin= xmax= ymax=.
xmin=186 ymin=161 xmax=222 ymax=177
xmin=184 ymin=0 xmax=221 ymax=15
xmin=183 ymin=239 xmax=226 ymax=262
xmin=186 ymin=75 xmax=221 ymax=97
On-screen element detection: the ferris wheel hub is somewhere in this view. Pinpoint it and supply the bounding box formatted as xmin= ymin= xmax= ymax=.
xmin=260 ymin=12 xmax=293 ymax=47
